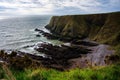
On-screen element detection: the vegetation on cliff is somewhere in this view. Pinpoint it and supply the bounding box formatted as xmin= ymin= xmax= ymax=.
xmin=45 ymin=12 xmax=120 ymax=45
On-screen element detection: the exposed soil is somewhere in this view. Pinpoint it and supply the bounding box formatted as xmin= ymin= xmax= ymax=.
xmin=69 ymin=44 xmax=114 ymax=69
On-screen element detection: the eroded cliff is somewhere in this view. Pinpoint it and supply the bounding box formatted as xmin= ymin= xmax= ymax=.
xmin=45 ymin=12 xmax=120 ymax=45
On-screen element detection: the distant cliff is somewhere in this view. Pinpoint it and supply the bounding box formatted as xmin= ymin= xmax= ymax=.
xmin=45 ymin=12 xmax=120 ymax=45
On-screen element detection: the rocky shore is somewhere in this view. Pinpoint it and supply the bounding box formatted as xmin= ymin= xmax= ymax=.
xmin=0 ymin=41 xmax=91 ymax=70
xmin=1 ymin=12 xmax=119 ymax=71
xmin=0 ymin=28 xmax=115 ymax=71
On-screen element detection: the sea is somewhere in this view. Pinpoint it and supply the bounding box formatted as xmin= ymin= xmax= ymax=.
xmin=0 ymin=16 xmax=63 ymax=54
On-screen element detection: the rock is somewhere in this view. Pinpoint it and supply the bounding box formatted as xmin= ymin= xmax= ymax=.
xmin=8 ymin=51 xmax=17 ymax=57
xmin=34 ymin=43 xmax=91 ymax=70
xmin=71 ymin=40 xmax=98 ymax=46
xmin=0 ymin=50 xmax=41 ymax=70
xmin=35 ymin=28 xmax=41 ymax=31
xmin=36 ymin=34 xmax=41 ymax=37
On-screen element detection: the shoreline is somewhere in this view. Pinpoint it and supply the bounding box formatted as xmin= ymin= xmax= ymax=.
xmin=0 ymin=29 xmax=115 ymax=71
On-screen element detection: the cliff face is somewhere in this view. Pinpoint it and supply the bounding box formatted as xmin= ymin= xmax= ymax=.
xmin=45 ymin=12 xmax=120 ymax=45
xmin=94 ymin=12 xmax=120 ymax=45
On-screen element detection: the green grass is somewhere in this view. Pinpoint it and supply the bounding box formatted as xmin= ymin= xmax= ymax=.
xmin=2 ymin=64 xmax=117 ymax=80
xmin=114 ymin=44 xmax=120 ymax=56
xmin=0 ymin=64 xmax=8 ymax=80
xmin=0 ymin=66 xmax=5 ymax=79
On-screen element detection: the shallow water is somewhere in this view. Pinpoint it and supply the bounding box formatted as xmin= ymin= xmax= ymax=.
xmin=0 ymin=16 xmax=63 ymax=53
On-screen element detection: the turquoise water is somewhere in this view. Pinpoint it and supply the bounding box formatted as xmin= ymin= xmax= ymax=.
xmin=0 ymin=16 xmax=63 ymax=53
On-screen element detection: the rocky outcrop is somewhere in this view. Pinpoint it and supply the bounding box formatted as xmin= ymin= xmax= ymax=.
xmin=45 ymin=12 xmax=120 ymax=45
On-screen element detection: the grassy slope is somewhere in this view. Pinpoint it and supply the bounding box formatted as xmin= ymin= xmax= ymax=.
xmin=46 ymin=12 xmax=120 ymax=44
xmin=0 ymin=64 xmax=6 ymax=79
xmin=46 ymin=13 xmax=107 ymax=38
xmin=1 ymin=63 xmax=120 ymax=80
xmin=95 ymin=12 xmax=120 ymax=45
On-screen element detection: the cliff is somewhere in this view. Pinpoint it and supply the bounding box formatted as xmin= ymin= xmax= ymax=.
xmin=45 ymin=12 xmax=120 ymax=45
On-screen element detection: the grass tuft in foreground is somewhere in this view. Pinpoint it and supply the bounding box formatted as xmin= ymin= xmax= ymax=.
xmin=3 ymin=63 xmax=118 ymax=80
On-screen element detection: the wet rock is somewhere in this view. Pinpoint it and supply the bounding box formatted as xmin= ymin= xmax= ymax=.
xmin=34 ymin=28 xmax=74 ymax=42
xmin=34 ymin=43 xmax=91 ymax=70
xmin=71 ymin=40 xmax=98 ymax=46
xmin=0 ymin=50 xmax=41 ymax=70
xmin=0 ymin=42 xmax=91 ymax=71
xmin=35 ymin=28 xmax=41 ymax=32
xmin=43 ymin=33 xmax=59 ymax=39
xmin=36 ymin=34 xmax=41 ymax=37
xmin=8 ymin=51 xmax=17 ymax=57
xmin=34 ymin=28 xmax=99 ymax=46
xmin=35 ymin=28 xmax=59 ymax=39
xmin=35 ymin=28 xmax=48 ymax=34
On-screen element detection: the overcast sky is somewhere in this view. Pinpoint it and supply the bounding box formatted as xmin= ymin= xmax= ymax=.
xmin=0 ymin=0 xmax=120 ymax=18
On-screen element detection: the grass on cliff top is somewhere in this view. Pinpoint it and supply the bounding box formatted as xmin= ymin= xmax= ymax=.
xmin=1 ymin=63 xmax=120 ymax=80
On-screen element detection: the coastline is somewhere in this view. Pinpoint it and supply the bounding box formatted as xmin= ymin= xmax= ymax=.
xmin=0 ymin=12 xmax=119 ymax=71
xmin=0 ymin=28 xmax=115 ymax=71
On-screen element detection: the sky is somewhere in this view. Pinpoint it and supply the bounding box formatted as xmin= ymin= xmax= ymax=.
xmin=0 ymin=0 xmax=120 ymax=18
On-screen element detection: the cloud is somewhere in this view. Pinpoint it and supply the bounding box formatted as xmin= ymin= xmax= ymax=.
xmin=0 ymin=0 xmax=54 ymax=15
xmin=0 ymin=0 xmax=119 ymax=17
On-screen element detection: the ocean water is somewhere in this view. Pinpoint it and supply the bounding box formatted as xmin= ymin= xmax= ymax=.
xmin=0 ymin=16 xmax=62 ymax=53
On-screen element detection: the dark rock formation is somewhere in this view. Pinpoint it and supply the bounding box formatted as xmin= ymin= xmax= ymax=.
xmin=36 ymin=34 xmax=41 ymax=37
xmin=34 ymin=43 xmax=91 ymax=70
xmin=0 ymin=42 xmax=91 ymax=70
xmin=35 ymin=28 xmax=60 ymax=39
xmin=71 ymin=40 xmax=98 ymax=46
xmin=0 ymin=50 xmax=41 ymax=70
